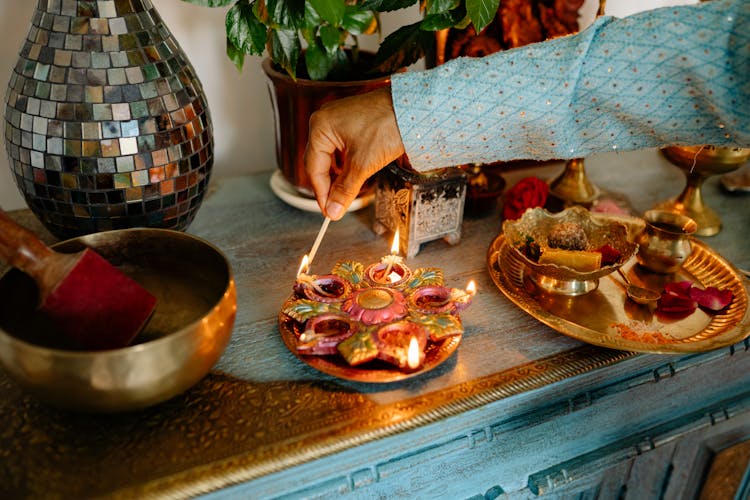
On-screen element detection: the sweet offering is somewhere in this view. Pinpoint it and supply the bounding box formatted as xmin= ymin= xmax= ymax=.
xmin=503 ymin=206 xmax=638 ymax=294
xmin=547 ymin=221 xmax=589 ymax=251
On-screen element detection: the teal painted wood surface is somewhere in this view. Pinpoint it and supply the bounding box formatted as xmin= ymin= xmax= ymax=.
xmin=0 ymin=149 xmax=748 ymax=498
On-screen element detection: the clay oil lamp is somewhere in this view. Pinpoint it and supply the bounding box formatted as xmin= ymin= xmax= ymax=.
xmin=297 ymin=314 xmax=357 ymax=356
xmin=410 ymin=280 xmax=477 ymax=315
xmin=364 ymin=229 xmax=413 ymax=287
xmin=373 ymin=321 xmax=428 ymax=371
xmin=294 ymin=255 xmax=351 ymax=303
xmin=342 ymin=287 xmax=409 ymax=326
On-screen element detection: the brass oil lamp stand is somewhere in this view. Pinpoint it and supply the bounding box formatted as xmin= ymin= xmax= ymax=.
xmin=548 ymin=158 xmax=601 ymax=206
xmin=655 ymin=146 xmax=750 ymax=236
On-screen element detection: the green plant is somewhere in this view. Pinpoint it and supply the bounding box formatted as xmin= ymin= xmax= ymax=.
xmin=180 ymin=0 xmax=501 ymax=80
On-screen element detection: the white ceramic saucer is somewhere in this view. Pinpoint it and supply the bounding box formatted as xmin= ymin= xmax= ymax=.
xmin=269 ymin=170 xmax=374 ymax=213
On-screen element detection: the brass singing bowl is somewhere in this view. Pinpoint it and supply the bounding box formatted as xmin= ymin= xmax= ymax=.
xmin=0 ymin=229 xmax=236 ymax=413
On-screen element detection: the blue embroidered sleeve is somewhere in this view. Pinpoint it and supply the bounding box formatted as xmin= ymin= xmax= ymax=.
xmin=391 ymin=0 xmax=749 ymax=172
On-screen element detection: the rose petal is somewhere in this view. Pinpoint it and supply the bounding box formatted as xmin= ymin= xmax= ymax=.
xmin=688 ymin=286 xmax=733 ymax=311
xmin=656 ymin=292 xmax=697 ymax=315
xmin=663 ymin=280 xmax=694 ymax=298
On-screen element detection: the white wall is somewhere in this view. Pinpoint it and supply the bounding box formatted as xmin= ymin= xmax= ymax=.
xmin=0 ymin=0 xmax=692 ymax=211
xmin=0 ymin=0 xmax=420 ymax=211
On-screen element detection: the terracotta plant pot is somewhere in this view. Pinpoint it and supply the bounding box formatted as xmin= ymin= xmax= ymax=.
xmin=262 ymin=58 xmax=391 ymax=198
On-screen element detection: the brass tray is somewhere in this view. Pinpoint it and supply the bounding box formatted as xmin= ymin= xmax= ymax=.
xmin=278 ymin=312 xmax=461 ymax=383
xmin=487 ymin=234 xmax=750 ymax=354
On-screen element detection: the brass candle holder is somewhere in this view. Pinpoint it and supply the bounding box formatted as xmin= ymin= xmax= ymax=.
xmin=656 ymin=145 xmax=750 ymax=237
xmin=548 ymin=158 xmax=601 ymax=206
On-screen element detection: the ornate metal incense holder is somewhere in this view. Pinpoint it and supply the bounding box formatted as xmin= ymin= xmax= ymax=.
xmin=373 ymin=162 xmax=467 ymax=258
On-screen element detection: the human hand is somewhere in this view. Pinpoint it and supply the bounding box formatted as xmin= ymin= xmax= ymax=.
xmin=304 ymin=87 xmax=405 ymax=220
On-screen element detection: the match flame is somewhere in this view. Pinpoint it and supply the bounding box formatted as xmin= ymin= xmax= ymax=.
xmin=407 ymin=336 xmax=420 ymax=370
xmin=390 ymin=228 xmax=400 ymax=255
xmin=466 ymin=280 xmax=477 ymax=295
xmin=297 ymin=255 xmax=310 ymax=278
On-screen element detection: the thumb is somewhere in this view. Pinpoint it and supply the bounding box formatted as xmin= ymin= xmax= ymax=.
xmin=325 ymin=167 xmax=371 ymax=220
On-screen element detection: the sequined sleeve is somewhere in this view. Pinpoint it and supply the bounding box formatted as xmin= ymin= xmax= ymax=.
xmin=391 ymin=0 xmax=749 ymax=172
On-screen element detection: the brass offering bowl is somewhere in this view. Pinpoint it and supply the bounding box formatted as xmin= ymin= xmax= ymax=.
xmin=503 ymin=206 xmax=638 ymax=295
xmin=0 ymin=229 xmax=236 ymax=412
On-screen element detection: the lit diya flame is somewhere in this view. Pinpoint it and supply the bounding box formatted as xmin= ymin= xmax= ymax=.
xmin=372 ymin=321 xmax=427 ymax=370
xmin=297 ymin=254 xmax=310 ymax=278
xmin=407 ymin=336 xmax=420 ymax=370
xmin=295 ymin=254 xmax=350 ymax=301
xmin=449 ymin=280 xmax=476 ymax=313
xmin=381 ymin=228 xmax=403 ymax=283
xmin=366 ymin=229 xmax=412 ymax=286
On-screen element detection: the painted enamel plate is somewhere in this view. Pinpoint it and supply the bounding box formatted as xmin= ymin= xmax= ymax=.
xmin=278 ymin=310 xmax=461 ymax=383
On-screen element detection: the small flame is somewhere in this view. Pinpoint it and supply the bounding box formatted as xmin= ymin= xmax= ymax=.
xmin=297 ymin=255 xmax=310 ymax=278
xmin=466 ymin=280 xmax=477 ymax=295
xmin=390 ymin=228 xmax=400 ymax=255
xmin=407 ymin=336 xmax=420 ymax=370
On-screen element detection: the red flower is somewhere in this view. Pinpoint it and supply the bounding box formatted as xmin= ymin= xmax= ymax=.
xmin=502 ymin=177 xmax=549 ymax=220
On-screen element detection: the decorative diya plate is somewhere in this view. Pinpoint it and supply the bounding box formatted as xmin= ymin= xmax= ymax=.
xmin=487 ymin=234 xmax=750 ymax=354
xmin=279 ymin=258 xmax=472 ymax=383
xmin=278 ymin=312 xmax=461 ymax=383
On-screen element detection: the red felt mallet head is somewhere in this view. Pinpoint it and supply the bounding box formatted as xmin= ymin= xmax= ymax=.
xmin=0 ymin=210 xmax=156 ymax=350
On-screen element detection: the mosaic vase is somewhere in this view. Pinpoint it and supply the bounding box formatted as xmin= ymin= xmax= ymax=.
xmin=3 ymin=0 xmax=213 ymax=239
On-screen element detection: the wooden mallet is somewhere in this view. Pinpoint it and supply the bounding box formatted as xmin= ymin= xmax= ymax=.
xmin=0 ymin=209 xmax=157 ymax=350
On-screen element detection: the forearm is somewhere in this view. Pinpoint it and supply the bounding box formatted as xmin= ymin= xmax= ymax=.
xmin=392 ymin=0 xmax=749 ymax=172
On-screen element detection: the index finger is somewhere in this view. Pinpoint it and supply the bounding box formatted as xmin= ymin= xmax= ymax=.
xmin=304 ymin=144 xmax=333 ymax=214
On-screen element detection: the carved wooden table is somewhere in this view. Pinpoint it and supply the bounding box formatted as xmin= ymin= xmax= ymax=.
xmin=0 ymin=149 xmax=748 ymax=499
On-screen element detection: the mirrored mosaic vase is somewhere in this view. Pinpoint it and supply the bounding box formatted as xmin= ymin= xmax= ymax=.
xmin=4 ymin=0 xmax=213 ymax=239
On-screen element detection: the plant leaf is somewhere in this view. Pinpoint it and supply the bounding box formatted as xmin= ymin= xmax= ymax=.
xmin=319 ymin=24 xmax=343 ymax=52
xmin=265 ymin=0 xmax=306 ymax=29
xmin=225 ymin=37 xmax=245 ymax=70
xmin=424 ymin=0 xmax=460 ymax=15
xmin=302 ymin=1 xmax=322 ymax=29
xmin=420 ymin=9 xmax=465 ymax=31
xmin=342 ymin=7 xmax=377 ymax=36
xmin=372 ymin=21 xmax=434 ymax=74
xmin=269 ymin=28 xmax=301 ymax=78
xmin=226 ymin=3 xmax=267 ymax=55
xmin=309 ymin=0 xmax=345 ymax=26
xmin=377 ymin=0 xmax=418 ymax=12
xmin=180 ymin=0 xmax=235 ymax=6
xmin=305 ymin=41 xmax=335 ymax=80
xmin=465 ymin=0 xmax=500 ymax=34
xmin=359 ymin=0 xmax=383 ymax=9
